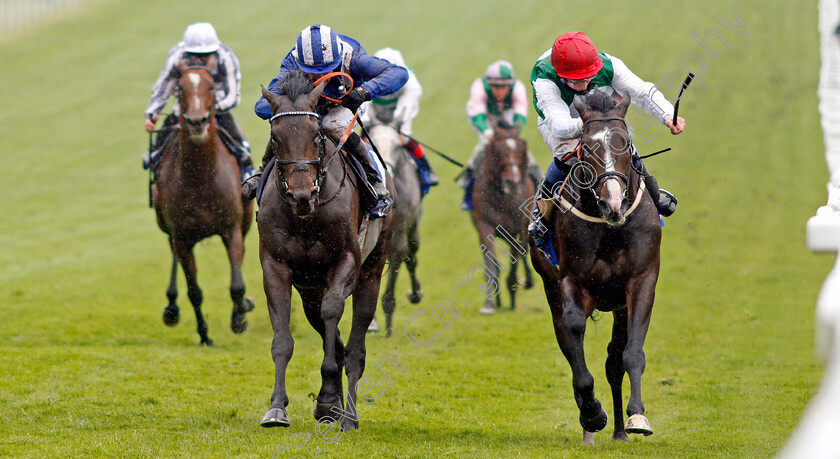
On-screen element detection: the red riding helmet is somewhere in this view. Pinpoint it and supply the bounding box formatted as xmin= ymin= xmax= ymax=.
xmin=551 ymin=31 xmax=602 ymax=79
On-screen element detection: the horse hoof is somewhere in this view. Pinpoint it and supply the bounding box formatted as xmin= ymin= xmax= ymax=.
xmin=582 ymin=430 xmax=595 ymax=446
xmin=625 ymin=414 xmax=653 ymax=436
xmin=478 ymin=305 xmax=495 ymax=315
xmin=613 ymin=431 xmax=628 ymax=442
xmin=340 ymin=417 xmax=358 ymax=431
xmin=523 ymin=277 xmax=534 ymax=290
xmin=162 ymin=305 xmax=180 ymax=326
xmin=580 ymin=405 xmax=608 ymax=433
xmin=407 ymin=289 xmax=424 ymax=304
xmin=367 ymin=318 xmax=380 ymax=334
xmin=231 ymin=315 xmax=248 ymax=334
xmin=313 ymin=401 xmax=341 ymax=422
xmin=243 ymin=297 xmax=255 ymax=313
xmin=261 ymin=407 xmax=290 ymax=428
xmin=200 ymin=337 xmax=214 ymax=346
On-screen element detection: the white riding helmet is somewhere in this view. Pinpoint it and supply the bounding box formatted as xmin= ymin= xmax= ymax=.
xmin=374 ymin=47 xmax=406 ymax=68
xmin=183 ymin=22 xmax=220 ymax=54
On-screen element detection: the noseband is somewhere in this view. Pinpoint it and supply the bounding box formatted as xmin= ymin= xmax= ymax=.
xmin=268 ymin=110 xmax=328 ymax=194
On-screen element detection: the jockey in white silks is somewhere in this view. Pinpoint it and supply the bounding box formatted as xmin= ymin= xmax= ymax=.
xmin=360 ymin=47 xmax=439 ymax=194
xmin=143 ymin=22 xmax=254 ymax=180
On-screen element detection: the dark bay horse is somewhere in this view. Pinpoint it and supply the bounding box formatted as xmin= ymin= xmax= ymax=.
xmin=257 ymin=70 xmax=394 ymax=431
xmin=153 ymin=58 xmax=254 ymax=346
xmin=366 ymin=124 xmax=423 ymax=337
xmin=471 ymin=122 xmax=534 ymax=314
xmin=530 ymin=91 xmax=661 ymax=444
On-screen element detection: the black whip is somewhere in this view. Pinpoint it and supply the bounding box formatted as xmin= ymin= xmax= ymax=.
xmin=386 ymin=125 xmax=464 ymax=168
xmin=672 ymin=72 xmax=694 ymax=122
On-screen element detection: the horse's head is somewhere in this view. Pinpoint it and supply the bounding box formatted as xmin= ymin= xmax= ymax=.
xmin=573 ymin=91 xmax=633 ymax=226
xmin=261 ymin=70 xmax=326 ymax=217
xmin=487 ymin=120 xmax=527 ymax=196
xmin=177 ymin=57 xmax=217 ymax=144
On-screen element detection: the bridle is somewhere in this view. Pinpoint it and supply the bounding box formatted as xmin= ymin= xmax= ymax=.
xmin=579 ymin=116 xmax=633 ymax=200
xmin=268 ymin=110 xmax=327 ymax=196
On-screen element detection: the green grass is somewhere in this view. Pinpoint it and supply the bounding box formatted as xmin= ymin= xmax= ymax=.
xmin=0 ymin=0 xmax=832 ymax=457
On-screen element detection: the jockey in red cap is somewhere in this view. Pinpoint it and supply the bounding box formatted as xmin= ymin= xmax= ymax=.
xmin=529 ymin=31 xmax=686 ymax=259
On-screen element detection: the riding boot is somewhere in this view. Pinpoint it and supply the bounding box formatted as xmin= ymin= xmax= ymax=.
xmin=416 ymin=154 xmax=440 ymax=187
xmin=528 ymin=176 xmax=559 ymax=266
xmin=347 ymin=133 xmax=392 ymax=218
xmin=635 ymin=156 xmax=677 ymax=217
xmin=242 ymin=139 xmax=274 ymax=201
xmin=460 ymin=168 xmax=474 ymax=211
xmin=144 ymin=113 xmax=178 ymax=174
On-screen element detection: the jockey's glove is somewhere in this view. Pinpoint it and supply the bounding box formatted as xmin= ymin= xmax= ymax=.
xmin=342 ymin=87 xmax=371 ymax=113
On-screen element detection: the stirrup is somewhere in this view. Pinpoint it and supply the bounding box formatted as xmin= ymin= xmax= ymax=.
xmin=657 ymin=189 xmax=677 ymax=217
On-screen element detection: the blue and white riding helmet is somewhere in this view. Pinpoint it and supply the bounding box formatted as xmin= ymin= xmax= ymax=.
xmin=295 ymin=24 xmax=343 ymax=74
xmin=183 ymin=22 xmax=220 ymax=54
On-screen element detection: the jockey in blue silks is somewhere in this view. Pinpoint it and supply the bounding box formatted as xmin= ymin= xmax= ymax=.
xmin=245 ymin=24 xmax=408 ymax=219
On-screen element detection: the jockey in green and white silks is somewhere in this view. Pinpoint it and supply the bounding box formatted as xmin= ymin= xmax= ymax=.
xmin=360 ymin=48 xmax=438 ymax=194
xmin=460 ymin=60 xmax=543 ymax=211
xmin=529 ymin=31 xmax=686 ymax=261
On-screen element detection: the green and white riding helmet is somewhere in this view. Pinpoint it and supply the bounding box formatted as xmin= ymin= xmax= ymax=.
xmin=183 ymin=22 xmax=220 ymax=54
xmin=483 ymin=60 xmax=516 ymax=87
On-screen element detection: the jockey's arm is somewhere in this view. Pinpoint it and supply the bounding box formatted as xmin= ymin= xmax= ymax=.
xmin=533 ymin=78 xmax=583 ymax=141
xmin=609 ymin=54 xmax=684 ymax=134
xmin=145 ymin=46 xmax=181 ymax=128
xmin=466 ymin=79 xmax=490 ymax=133
xmin=511 ymin=80 xmax=529 ymax=129
xmin=394 ymin=69 xmax=422 ymax=128
xmin=349 ymin=52 xmax=409 ymax=100
xmin=254 ymin=51 xmax=299 ymax=120
xmin=215 ymin=46 xmax=241 ymax=113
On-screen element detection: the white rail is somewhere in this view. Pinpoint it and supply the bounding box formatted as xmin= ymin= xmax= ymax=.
xmin=780 ymin=1 xmax=840 ymax=457
xmin=1 ymin=0 xmax=83 ymax=36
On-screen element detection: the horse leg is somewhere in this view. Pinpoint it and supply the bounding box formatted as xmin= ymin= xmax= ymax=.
xmin=162 ymin=239 xmax=180 ymax=326
xmin=549 ymin=278 xmax=607 ymax=441
xmin=221 ymin=227 xmax=252 ymax=334
xmin=316 ymin=253 xmax=356 ymax=423
xmin=341 ymin=249 xmax=387 ymax=431
xmin=405 ymin=224 xmax=424 ymax=304
xmin=173 ymin=239 xmax=211 ymax=345
xmin=606 ymin=307 xmax=630 ymax=441
xmin=476 ymin=222 xmax=499 ymax=314
xmin=260 ymin=257 xmax=294 ymax=428
xmin=518 ymin=230 xmax=534 ymax=290
xmin=623 ymin=270 xmax=658 ymax=436
xmin=298 ymin=288 xmax=346 ymax=423
xmin=381 ymin=255 xmax=399 ymax=338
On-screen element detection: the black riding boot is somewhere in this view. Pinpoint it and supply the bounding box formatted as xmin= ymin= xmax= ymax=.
xmin=346 ymin=133 xmax=392 ymax=218
xmin=528 ymin=177 xmax=558 ymax=265
xmin=242 ymin=139 xmax=274 ymax=201
xmin=416 ymin=154 xmax=439 ymax=186
xmin=216 ymin=111 xmax=253 ymax=167
xmin=635 ymin=157 xmax=677 ymax=217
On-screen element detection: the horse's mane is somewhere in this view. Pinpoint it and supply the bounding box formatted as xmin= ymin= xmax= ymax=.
xmin=278 ymin=69 xmax=315 ymax=101
xmin=579 ymin=90 xmax=617 ymax=114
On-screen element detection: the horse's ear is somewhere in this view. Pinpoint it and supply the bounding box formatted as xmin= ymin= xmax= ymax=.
xmin=306 ymin=81 xmax=326 ymax=109
xmin=615 ymin=94 xmax=632 ymax=117
xmin=261 ymin=85 xmax=282 ymax=113
xmin=572 ymin=95 xmax=588 ymax=119
xmin=177 ymin=59 xmax=188 ymax=74
xmin=205 ymin=53 xmax=218 ymax=72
